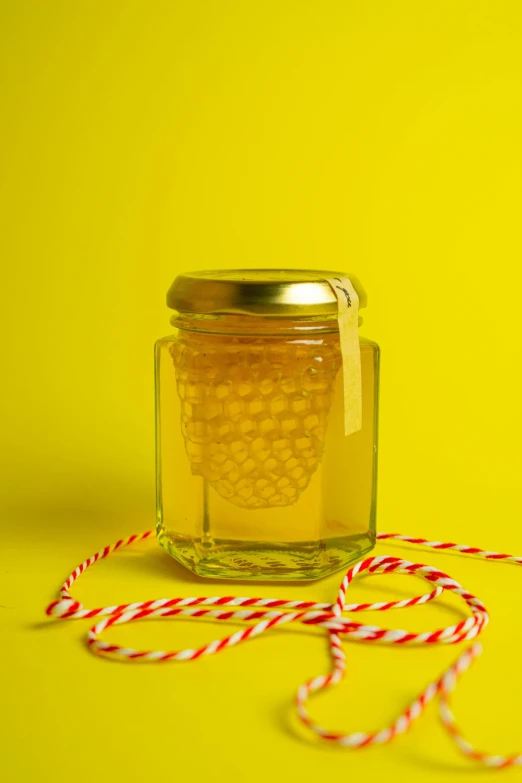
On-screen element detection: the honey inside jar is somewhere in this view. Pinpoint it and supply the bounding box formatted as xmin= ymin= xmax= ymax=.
xmin=155 ymin=271 xmax=379 ymax=580
xmin=171 ymin=323 xmax=341 ymax=509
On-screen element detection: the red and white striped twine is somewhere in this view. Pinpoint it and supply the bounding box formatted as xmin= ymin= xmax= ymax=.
xmin=46 ymin=531 xmax=522 ymax=768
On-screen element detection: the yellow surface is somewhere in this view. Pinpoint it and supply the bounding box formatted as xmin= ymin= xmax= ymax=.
xmin=1 ymin=1 xmax=522 ymax=780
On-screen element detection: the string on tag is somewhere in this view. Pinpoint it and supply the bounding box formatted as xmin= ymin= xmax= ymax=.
xmin=46 ymin=530 xmax=521 ymax=768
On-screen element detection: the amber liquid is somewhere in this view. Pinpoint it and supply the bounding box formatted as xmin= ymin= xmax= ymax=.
xmin=155 ymin=321 xmax=379 ymax=581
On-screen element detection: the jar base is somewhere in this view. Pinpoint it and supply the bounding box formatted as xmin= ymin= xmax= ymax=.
xmin=157 ymin=526 xmax=376 ymax=581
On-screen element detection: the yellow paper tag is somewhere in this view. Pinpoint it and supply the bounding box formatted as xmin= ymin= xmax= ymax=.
xmin=326 ymin=277 xmax=362 ymax=436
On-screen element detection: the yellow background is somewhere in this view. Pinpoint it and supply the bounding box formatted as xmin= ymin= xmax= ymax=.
xmin=2 ymin=1 xmax=522 ymax=780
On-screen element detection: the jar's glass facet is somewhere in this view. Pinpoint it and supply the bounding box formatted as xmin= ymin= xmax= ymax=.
xmin=155 ymin=307 xmax=379 ymax=581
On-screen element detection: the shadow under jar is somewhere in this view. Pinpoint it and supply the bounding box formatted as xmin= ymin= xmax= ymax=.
xmin=155 ymin=269 xmax=379 ymax=580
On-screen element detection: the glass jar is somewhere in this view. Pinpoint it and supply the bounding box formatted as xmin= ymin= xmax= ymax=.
xmin=155 ymin=270 xmax=379 ymax=580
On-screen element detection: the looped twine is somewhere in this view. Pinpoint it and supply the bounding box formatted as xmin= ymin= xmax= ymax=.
xmin=45 ymin=530 xmax=521 ymax=769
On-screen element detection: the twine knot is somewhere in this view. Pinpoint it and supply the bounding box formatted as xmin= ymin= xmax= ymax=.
xmin=46 ymin=597 xmax=83 ymax=617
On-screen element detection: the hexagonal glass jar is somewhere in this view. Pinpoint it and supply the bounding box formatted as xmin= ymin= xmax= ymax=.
xmin=155 ymin=270 xmax=379 ymax=580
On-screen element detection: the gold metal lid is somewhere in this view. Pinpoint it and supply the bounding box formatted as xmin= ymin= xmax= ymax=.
xmin=167 ymin=269 xmax=367 ymax=317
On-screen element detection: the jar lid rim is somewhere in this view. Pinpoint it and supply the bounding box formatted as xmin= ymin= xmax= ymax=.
xmin=167 ymin=269 xmax=367 ymax=317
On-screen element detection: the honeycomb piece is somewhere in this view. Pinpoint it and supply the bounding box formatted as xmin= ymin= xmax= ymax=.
xmin=171 ymin=331 xmax=341 ymax=509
